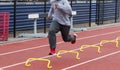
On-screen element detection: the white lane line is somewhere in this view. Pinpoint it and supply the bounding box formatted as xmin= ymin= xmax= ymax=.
xmin=0 ymin=42 xmax=62 ymax=56
xmin=1 ymin=24 xmax=120 ymax=45
xmin=0 ymin=30 xmax=120 ymax=56
xmin=62 ymin=50 xmax=120 ymax=70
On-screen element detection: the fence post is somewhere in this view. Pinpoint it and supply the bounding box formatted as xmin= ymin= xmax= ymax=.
xmin=44 ymin=0 xmax=46 ymax=33
xmin=115 ymin=0 xmax=118 ymax=23
xmin=13 ymin=0 xmax=17 ymax=38
xmin=102 ymin=0 xmax=105 ymax=24
xmin=89 ymin=0 xmax=92 ymax=27
xmin=96 ymin=0 xmax=99 ymax=25
xmin=70 ymin=0 xmax=72 ymax=7
xmin=96 ymin=0 xmax=104 ymax=25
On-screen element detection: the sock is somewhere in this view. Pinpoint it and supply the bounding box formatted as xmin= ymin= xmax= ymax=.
xmin=51 ymin=48 xmax=55 ymax=53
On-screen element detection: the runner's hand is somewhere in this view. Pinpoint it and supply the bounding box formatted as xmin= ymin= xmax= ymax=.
xmin=46 ymin=16 xmax=51 ymax=21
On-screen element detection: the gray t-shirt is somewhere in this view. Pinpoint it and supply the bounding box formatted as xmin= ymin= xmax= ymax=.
xmin=48 ymin=0 xmax=72 ymax=26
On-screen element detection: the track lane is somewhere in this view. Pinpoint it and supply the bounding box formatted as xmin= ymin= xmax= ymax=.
xmin=0 ymin=25 xmax=120 ymax=54
xmin=0 ymin=25 xmax=120 ymax=56
xmin=1 ymin=25 xmax=120 ymax=70
xmin=62 ymin=49 xmax=120 ymax=70
xmin=1 ymin=31 xmax=120 ymax=70
xmin=4 ymin=41 xmax=120 ymax=70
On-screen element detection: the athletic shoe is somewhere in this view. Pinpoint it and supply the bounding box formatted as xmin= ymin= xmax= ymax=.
xmin=48 ymin=48 xmax=56 ymax=55
xmin=48 ymin=52 xmax=56 ymax=55
xmin=71 ymin=34 xmax=77 ymax=44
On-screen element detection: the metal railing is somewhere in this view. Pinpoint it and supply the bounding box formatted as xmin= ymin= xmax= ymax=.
xmin=0 ymin=0 xmax=119 ymax=38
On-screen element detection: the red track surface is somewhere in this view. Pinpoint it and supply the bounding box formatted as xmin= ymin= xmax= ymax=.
xmin=0 ymin=25 xmax=120 ymax=70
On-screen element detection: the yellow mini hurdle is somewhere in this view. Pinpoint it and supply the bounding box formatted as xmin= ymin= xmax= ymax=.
xmin=25 ymin=58 xmax=52 ymax=69
xmin=80 ymin=44 xmax=101 ymax=54
xmin=57 ymin=50 xmax=80 ymax=60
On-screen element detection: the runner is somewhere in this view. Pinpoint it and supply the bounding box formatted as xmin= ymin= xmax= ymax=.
xmin=47 ymin=0 xmax=77 ymax=55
